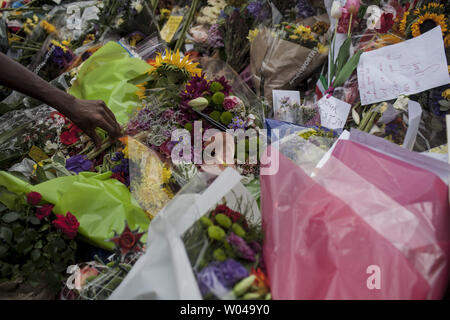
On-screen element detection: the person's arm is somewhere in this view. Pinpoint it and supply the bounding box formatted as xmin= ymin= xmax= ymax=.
xmin=0 ymin=52 xmax=121 ymax=148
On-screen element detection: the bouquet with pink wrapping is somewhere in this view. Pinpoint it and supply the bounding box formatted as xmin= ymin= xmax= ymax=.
xmin=261 ymin=130 xmax=450 ymax=299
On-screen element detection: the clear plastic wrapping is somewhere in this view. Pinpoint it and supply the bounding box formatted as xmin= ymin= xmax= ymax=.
xmin=260 ymin=130 xmax=450 ymax=299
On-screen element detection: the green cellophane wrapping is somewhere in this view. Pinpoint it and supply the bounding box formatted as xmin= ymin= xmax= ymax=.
xmin=0 ymin=171 xmax=150 ymax=250
xmin=69 ymin=41 xmax=151 ymax=125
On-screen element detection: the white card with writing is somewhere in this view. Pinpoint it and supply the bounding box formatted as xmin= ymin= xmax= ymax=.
xmin=318 ymin=96 xmax=351 ymax=130
xmin=357 ymin=26 xmax=450 ymax=106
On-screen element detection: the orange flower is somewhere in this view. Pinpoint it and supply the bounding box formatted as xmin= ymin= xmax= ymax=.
xmin=251 ymin=268 xmax=270 ymax=294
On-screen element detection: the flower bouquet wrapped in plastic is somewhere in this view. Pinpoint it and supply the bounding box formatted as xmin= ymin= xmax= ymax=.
xmin=261 ymin=128 xmax=450 ymax=299
xmin=110 ymin=168 xmax=270 ymax=300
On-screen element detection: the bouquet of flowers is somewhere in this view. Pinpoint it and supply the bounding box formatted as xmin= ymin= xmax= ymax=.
xmin=250 ymin=14 xmax=330 ymax=103
xmin=0 ymin=188 xmax=79 ymax=298
xmin=109 ymin=168 xmax=266 ymax=300
xmin=182 ymin=202 xmax=270 ymax=300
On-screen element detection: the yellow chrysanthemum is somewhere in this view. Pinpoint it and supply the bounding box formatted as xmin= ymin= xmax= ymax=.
xmin=294 ymin=25 xmax=311 ymax=36
xmin=289 ymin=34 xmax=299 ymax=40
xmin=411 ymin=13 xmax=447 ymax=38
xmin=41 ymin=20 xmax=56 ymax=34
xmin=442 ymin=89 xmax=450 ymax=100
xmin=51 ymin=40 xmax=68 ymax=52
xmin=153 ymin=49 xmax=202 ymax=77
xmin=247 ymin=28 xmax=259 ymax=42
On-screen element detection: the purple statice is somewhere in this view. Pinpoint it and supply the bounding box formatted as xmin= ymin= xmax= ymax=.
xmin=228 ymin=116 xmax=247 ymax=130
xmin=196 ymin=259 xmax=249 ymax=296
xmin=227 ymin=233 xmax=256 ymax=261
xmin=111 ymin=156 xmax=130 ymax=187
xmin=296 ymin=0 xmax=316 ymax=19
xmin=207 ymin=24 xmax=224 ymax=49
xmin=247 ymin=1 xmax=268 ymax=21
xmin=65 ymin=155 xmax=93 ymax=174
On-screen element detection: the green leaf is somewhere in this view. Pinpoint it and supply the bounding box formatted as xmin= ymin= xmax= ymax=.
xmin=54 ymin=238 xmax=66 ymax=250
xmin=334 ymin=36 xmax=352 ymax=79
xmin=0 ymin=245 xmax=8 ymax=256
xmin=34 ymin=240 xmax=43 ymax=249
xmin=31 ymin=249 xmax=41 ymax=261
xmin=0 ymin=226 xmax=13 ymax=243
xmin=2 ymin=211 xmax=20 ymax=223
xmin=334 ymin=51 xmax=363 ymax=87
xmin=29 ymin=216 xmax=41 ymax=225
xmin=36 ymin=165 xmax=48 ymax=183
xmin=0 ymin=203 xmax=7 ymax=213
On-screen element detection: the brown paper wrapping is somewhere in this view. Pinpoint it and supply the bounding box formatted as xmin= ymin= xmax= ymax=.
xmin=250 ymin=14 xmax=329 ymax=105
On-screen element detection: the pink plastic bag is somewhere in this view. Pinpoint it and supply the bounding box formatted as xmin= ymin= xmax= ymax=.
xmin=261 ymin=140 xmax=450 ymax=299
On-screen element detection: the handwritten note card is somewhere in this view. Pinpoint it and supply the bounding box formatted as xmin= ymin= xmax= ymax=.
xmin=357 ymin=26 xmax=450 ymax=106
xmin=318 ymin=96 xmax=351 ymax=130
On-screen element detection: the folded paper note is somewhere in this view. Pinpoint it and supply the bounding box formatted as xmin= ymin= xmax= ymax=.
xmin=318 ymin=96 xmax=351 ymax=130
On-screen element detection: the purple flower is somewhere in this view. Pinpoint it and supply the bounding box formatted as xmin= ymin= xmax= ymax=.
xmin=220 ymin=259 xmax=249 ymax=287
xmin=196 ymin=259 xmax=249 ymax=297
xmin=247 ymin=1 xmax=268 ymax=21
xmin=65 ymin=155 xmax=93 ymax=174
xmin=227 ymin=233 xmax=256 ymax=261
xmin=228 ymin=116 xmax=247 ymax=130
xmin=207 ymin=24 xmax=224 ymax=48
xmin=296 ymin=0 xmax=316 ymax=19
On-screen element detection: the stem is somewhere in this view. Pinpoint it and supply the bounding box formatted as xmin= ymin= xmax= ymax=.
xmin=347 ymin=13 xmax=353 ymax=36
xmin=174 ymin=0 xmax=199 ymax=51
xmin=364 ymin=112 xmax=378 ymax=133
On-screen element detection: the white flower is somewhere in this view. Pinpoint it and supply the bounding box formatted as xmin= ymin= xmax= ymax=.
xmin=365 ymin=5 xmax=382 ymax=30
xmin=44 ymin=140 xmax=58 ymax=153
xmin=131 ymin=0 xmax=143 ymax=13
xmin=331 ymin=1 xmax=343 ymax=19
xmin=393 ymin=95 xmax=409 ymax=112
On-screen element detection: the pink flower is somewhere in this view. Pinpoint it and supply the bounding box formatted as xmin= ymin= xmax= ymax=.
xmin=223 ymin=96 xmax=243 ymax=111
xmin=344 ymin=0 xmax=361 ymax=15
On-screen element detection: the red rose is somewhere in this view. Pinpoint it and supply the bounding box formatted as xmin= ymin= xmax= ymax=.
xmin=52 ymin=212 xmax=79 ymax=239
xmin=36 ymin=204 xmax=54 ymax=220
xmin=27 ymin=192 xmax=42 ymax=206
xmin=60 ymin=124 xmax=82 ymax=145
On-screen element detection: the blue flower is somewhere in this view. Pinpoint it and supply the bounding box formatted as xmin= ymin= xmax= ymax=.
xmin=66 ymin=155 xmax=93 ymax=174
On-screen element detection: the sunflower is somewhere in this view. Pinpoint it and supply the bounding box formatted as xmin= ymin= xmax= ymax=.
xmin=444 ymin=33 xmax=450 ymax=48
xmin=411 ymin=13 xmax=448 ymax=37
xmin=398 ymin=11 xmax=409 ymax=35
xmin=152 ymin=49 xmax=202 ymax=78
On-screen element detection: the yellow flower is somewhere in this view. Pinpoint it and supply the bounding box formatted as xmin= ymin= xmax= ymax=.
xmin=62 ymin=40 xmax=71 ymax=46
xmin=162 ymin=166 xmax=172 ymax=183
xmin=317 ymin=43 xmax=329 ymax=54
xmin=135 ymin=83 xmax=147 ymax=100
xmin=160 ymin=8 xmax=171 ymax=20
xmin=129 ymin=33 xmax=144 ymax=47
xmin=442 ymin=89 xmax=450 ymax=100
xmin=289 ymin=34 xmax=299 ymax=40
xmin=294 ymin=25 xmax=311 ymax=36
xmin=153 ymin=49 xmax=202 ymax=77
xmin=411 ymin=13 xmax=447 ymax=38
xmin=83 ymin=34 xmax=95 ymax=45
xmin=398 ymin=11 xmax=409 ymax=35
xmin=247 ymin=28 xmax=259 ymax=42
xmin=41 ymin=20 xmax=56 ymax=34
xmin=444 ymin=33 xmax=450 ymax=48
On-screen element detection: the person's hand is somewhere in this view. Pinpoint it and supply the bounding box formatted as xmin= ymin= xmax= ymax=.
xmin=64 ymin=99 xmax=122 ymax=149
